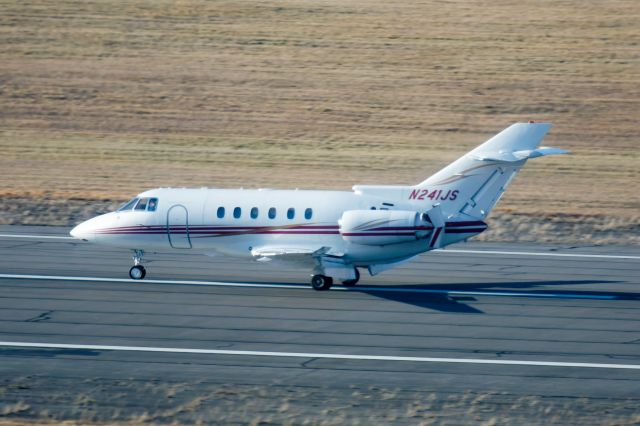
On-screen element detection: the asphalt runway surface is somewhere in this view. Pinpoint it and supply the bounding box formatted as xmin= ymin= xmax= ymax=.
xmin=1 ymin=225 xmax=639 ymax=423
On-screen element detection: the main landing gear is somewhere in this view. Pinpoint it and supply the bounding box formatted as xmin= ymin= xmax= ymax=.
xmin=129 ymin=249 xmax=146 ymax=280
xmin=311 ymin=268 xmax=360 ymax=291
xmin=311 ymin=275 xmax=333 ymax=291
xmin=341 ymin=268 xmax=360 ymax=287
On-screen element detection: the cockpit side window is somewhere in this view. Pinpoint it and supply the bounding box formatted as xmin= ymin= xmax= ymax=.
xmin=135 ymin=198 xmax=149 ymax=211
xmin=147 ymin=198 xmax=158 ymax=212
xmin=118 ymin=198 xmax=139 ymax=211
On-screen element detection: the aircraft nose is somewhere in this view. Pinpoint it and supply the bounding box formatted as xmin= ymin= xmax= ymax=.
xmin=70 ymin=221 xmax=94 ymax=241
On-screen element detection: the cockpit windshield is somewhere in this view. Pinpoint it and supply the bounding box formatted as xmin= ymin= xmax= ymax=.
xmin=118 ymin=198 xmax=139 ymax=211
xmin=134 ymin=198 xmax=148 ymax=211
xmin=117 ymin=197 xmax=158 ymax=212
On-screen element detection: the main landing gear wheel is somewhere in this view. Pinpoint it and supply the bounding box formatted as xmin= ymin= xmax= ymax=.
xmin=129 ymin=265 xmax=146 ymax=280
xmin=311 ymin=275 xmax=333 ymax=291
xmin=342 ymin=268 xmax=360 ymax=287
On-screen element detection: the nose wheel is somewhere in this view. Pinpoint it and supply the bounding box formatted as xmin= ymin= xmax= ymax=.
xmin=129 ymin=265 xmax=146 ymax=280
xmin=129 ymin=249 xmax=146 ymax=280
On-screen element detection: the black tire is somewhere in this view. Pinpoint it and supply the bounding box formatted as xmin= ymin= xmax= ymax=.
xmin=311 ymin=274 xmax=333 ymax=291
xmin=129 ymin=265 xmax=146 ymax=280
xmin=342 ymin=268 xmax=360 ymax=287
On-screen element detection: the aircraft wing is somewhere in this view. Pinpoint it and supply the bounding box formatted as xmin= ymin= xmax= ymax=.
xmin=251 ymin=246 xmax=338 ymax=265
xmin=251 ymin=246 xmax=336 ymax=258
xmin=251 ymin=246 xmax=357 ymax=281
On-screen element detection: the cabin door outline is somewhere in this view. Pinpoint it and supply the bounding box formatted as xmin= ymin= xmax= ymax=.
xmin=167 ymin=204 xmax=192 ymax=249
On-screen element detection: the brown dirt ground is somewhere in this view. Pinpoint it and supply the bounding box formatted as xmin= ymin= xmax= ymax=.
xmin=0 ymin=1 xmax=639 ymax=238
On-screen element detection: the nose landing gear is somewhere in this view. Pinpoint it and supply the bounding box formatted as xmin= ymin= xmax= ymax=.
xmin=129 ymin=265 xmax=146 ymax=280
xmin=129 ymin=250 xmax=146 ymax=280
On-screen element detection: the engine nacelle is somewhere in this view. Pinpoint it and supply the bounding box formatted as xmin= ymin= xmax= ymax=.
xmin=339 ymin=210 xmax=432 ymax=246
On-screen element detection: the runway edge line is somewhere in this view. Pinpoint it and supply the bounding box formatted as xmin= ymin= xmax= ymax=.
xmin=1 ymin=341 xmax=639 ymax=370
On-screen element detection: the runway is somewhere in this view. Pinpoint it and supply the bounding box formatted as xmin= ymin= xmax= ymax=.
xmin=1 ymin=225 xmax=639 ymax=423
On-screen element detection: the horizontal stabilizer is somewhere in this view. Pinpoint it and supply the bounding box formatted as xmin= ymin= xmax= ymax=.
xmin=472 ymin=147 xmax=569 ymax=162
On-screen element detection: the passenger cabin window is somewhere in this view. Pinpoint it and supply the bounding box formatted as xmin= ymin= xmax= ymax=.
xmin=287 ymin=208 xmax=295 ymax=220
xmin=250 ymin=207 xmax=259 ymax=219
xmin=217 ymin=207 xmax=225 ymax=219
xmin=268 ymin=207 xmax=276 ymax=219
xmin=233 ymin=207 xmax=242 ymax=219
xmin=304 ymin=208 xmax=313 ymax=220
xmin=118 ymin=198 xmax=139 ymax=211
xmin=134 ymin=198 xmax=149 ymax=211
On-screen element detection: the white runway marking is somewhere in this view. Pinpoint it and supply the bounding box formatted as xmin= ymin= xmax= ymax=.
xmin=0 ymin=273 xmax=618 ymax=300
xmin=1 ymin=341 xmax=639 ymax=370
xmin=434 ymin=249 xmax=640 ymax=260
xmin=1 ymin=233 xmax=638 ymax=259
xmin=0 ymin=234 xmax=74 ymax=240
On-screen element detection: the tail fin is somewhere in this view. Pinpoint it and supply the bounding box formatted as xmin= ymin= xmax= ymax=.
xmin=410 ymin=122 xmax=567 ymax=219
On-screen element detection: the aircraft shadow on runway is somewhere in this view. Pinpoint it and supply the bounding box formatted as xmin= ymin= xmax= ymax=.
xmin=353 ymin=279 xmax=627 ymax=314
xmin=363 ymin=291 xmax=485 ymax=313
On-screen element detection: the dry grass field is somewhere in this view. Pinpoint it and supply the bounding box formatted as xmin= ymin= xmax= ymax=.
xmin=0 ymin=0 xmax=639 ymax=242
xmin=2 ymin=377 xmax=640 ymax=425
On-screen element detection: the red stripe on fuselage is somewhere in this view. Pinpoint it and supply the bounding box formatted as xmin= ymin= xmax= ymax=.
xmin=96 ymin=224 xmax=339 ymax=233
xmin=445 ymin=221 xmax=487 ymax=227
xmin=429 ymin=227 xmax=443 ymax=248
xmin=95 ymin=230 xmax=342 ymax=236
xmin=445 ymin=228 xmax=487 ymax=234
xmin=366 ymin=226 xmax=433 ymax=231
xmin=341 ymin=232 xmax=417 ymax=237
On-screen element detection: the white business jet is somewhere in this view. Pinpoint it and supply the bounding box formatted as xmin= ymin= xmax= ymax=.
xmin=70 ymin=122 xmax=567 ymax=290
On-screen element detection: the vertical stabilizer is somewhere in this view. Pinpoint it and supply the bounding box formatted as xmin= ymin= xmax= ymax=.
xmin=409 ymin=123 xmax=566 ymax=219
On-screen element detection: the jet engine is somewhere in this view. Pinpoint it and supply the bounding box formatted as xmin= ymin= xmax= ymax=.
xmin=339 ymin=210 xmax=432 ymax=246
